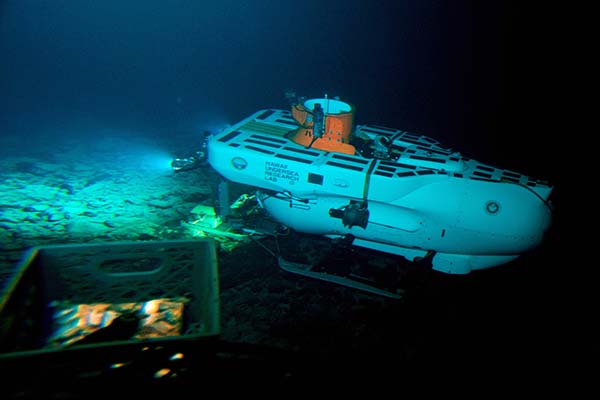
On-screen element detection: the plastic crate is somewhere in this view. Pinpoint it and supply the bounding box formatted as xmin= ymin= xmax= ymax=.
xmin=0 ymin=239 xmax=220 ymax=359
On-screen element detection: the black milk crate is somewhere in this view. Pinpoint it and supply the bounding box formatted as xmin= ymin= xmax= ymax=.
xmin=0 ymin=239 xmax=220 ymax=360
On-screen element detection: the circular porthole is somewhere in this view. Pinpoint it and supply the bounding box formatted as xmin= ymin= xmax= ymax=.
xmin=485 ymin=200 xmax=501 ymax=215
xmin=231 ymin=157 xmax=248 ymax=170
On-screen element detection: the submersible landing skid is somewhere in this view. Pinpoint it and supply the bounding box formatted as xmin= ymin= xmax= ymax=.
xmin=241 ymin=210 xmax=407 ymax=299
xmin=277 ymin=256 xmax=403 ymax=299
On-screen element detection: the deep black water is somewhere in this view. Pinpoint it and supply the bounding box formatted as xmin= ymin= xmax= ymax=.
xmin=1 ymin=1 xmax=561 ymax=170
xmin=1 ymin=0 xmax=590 ymax=391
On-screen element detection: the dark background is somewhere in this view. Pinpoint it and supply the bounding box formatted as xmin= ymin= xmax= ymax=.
xmin=0 ymin=1 xmax=563 ymax=177
xmin=0 ymin=0 xmax=589 ymax=389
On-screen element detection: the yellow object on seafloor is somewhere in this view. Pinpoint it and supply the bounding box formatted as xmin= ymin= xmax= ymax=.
xmin=190 ymin=204 xmax=222 ymax=228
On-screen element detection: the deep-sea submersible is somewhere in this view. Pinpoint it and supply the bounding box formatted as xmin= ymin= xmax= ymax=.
xmin=174 ymin=94 xmax=553 ymax=294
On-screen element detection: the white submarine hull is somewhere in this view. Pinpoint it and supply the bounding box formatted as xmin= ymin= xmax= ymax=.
xmin=207 ymin=99 xmax=553 ymax=274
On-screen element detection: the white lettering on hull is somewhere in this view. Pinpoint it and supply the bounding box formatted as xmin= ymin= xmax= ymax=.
xmin=264 ymin=161 xmax=300 ymax=184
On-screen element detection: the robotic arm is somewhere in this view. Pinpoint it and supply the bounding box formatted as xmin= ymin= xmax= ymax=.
xmin=170 ymin=130 xmax=211 ymax=173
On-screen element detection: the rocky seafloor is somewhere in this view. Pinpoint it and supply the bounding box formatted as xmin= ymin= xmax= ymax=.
xmin=0 ymin=132 xmax=415 ymax=355
xmin=0 ymin=130 xmax=588 ymax=391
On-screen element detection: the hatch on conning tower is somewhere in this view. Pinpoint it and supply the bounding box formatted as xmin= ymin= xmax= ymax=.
xmin=288 ymin=96 xmax=356 ymax=155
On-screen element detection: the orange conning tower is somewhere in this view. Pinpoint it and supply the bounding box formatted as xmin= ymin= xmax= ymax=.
xmin=289 ymin=97 xmax=356 ymax=155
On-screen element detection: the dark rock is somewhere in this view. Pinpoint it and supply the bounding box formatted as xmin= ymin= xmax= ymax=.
xmin=1 ymin=204 xmax=22 ymax=209
xmin=46 ymin=213 xmax=61 ymax=222
xmin=182 ymin=192 xmax=209 ymax=202
xmin=137 ymin=233 xmax=157 ymax=240
xmin=84 ymin=173 xmax=112 ymax=187
xmin=14 ymin=161 xmax=46 ymax=176
xmin=148 ymin=199 xmax=171 ymax=209
xmin=71 ymin=312 xmax=141 ymax=346
xmin=58 ymin=183 xmax=75 ymax=195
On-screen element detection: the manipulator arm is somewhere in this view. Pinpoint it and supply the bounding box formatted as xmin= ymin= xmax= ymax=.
xmin=170 ymin=130 xmax=211 ymax=173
